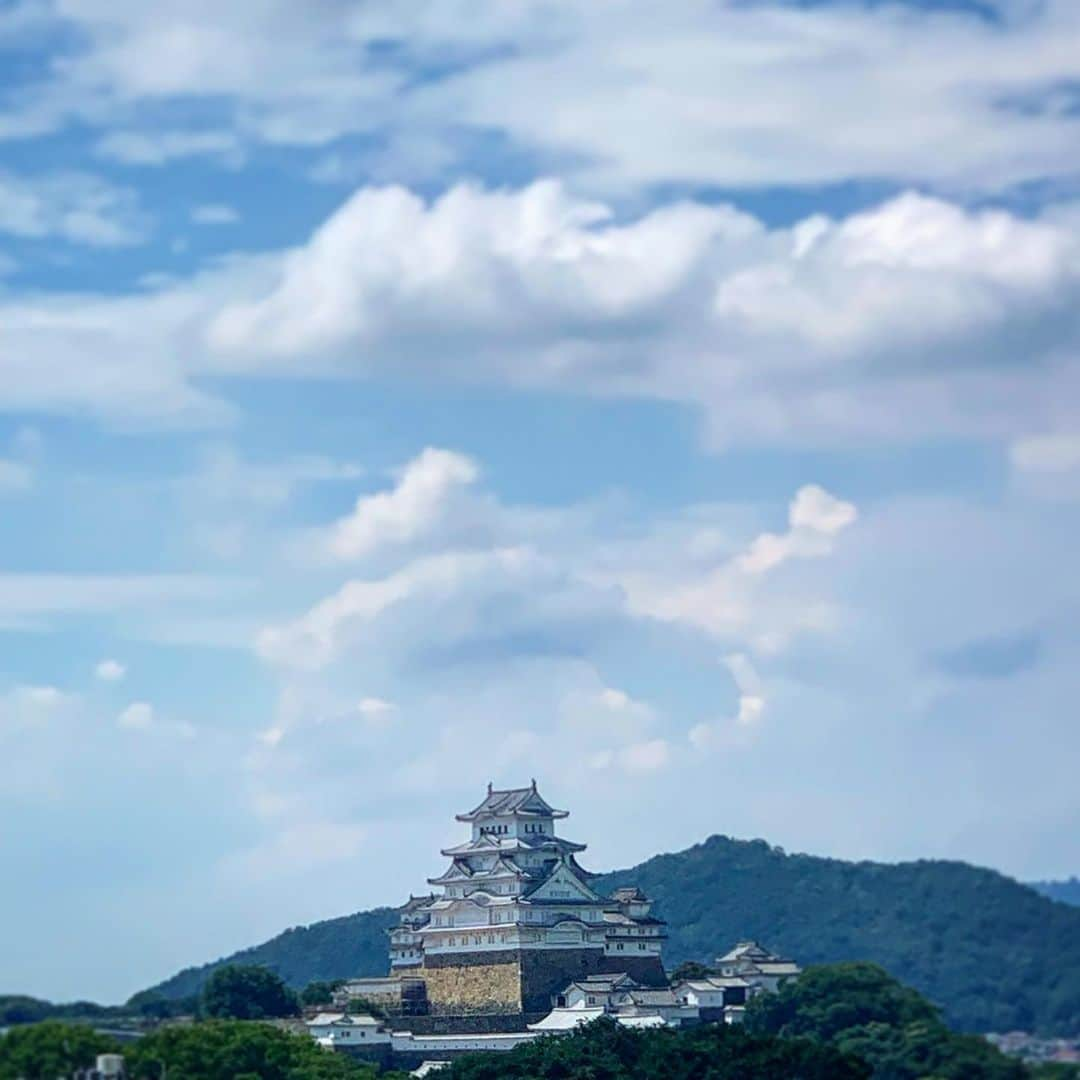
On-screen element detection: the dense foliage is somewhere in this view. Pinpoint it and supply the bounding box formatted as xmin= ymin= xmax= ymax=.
xmin=600 ymin=836 xmax=1080 ymax=1034
xmin=0 ymin=1021 xmax=120 ymax=1079
xmin=444 ymin=1015 xmax=870 ymax=1080
xmin=141 ymin=906 xmax=399 ymax=1003
xmin=201 ymin=964 xmax=300 ymax=1020
xmin=746 ymin=962 xmax=1029 ymax=1079
xmin=125 ymin=1020 xmax=395 ymax=1080
xmin=137 ymin=836 xmax=1080 ymax=1035
xmin=1 ymin=991 xmax=196 ymax=1026
xmin=301 ymin=979 xmax=346 ymax=1006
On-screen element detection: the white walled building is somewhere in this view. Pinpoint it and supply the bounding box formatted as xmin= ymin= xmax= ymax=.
xmin=714 ymin=941 xmax=801 ymax=994
xmin=306 ymin=1012 xmax=392 ymax=1048
xmin=403 ymin=782 xmax=664 ymax=962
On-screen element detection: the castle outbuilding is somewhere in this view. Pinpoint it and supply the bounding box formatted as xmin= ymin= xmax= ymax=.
xmin=389 ymin=781 xmax=667 ymax=1016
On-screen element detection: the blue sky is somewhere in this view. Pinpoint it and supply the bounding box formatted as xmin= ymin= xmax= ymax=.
xmin=2 ymin=0 xmax=1080 ymax=1003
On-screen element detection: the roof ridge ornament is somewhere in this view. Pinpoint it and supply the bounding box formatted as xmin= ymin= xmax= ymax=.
xmin=487 ymin=780 xmax=493 ymax=795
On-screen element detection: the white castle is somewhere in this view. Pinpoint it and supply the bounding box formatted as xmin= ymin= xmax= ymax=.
xmin=388 ymin=781 xmax=666 ymax=1014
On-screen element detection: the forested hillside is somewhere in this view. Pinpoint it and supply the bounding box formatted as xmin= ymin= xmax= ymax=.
xmin=138 ymin=907 xmax=399 ymax=1005
xmin=137 ymin=836 xmax=1080 ymax=1035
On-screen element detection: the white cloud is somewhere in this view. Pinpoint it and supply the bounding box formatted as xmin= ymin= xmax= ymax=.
xmin=320 ymin=448 xmax=479 ymax=561
xmin=257 ymin=545 xmax=604 ymax=670
xmin=94 ymin=659 xmax=127 ymax=682
xmin=356 ymin=697 xmax=396 ymax=718
xmin=1009 ymin=434 xmax=1080 ymax=501
xmin=190 ymin=203 xmax=239 ymax=226
xmin=617 ymin=738 xmax=670 ymax=774
xmin=9 ymin=1 xmax=1080 ymax=194
xmin=1011 ymin=433 xmax=1080 ymax=472
xmin=97 ymin=130 xmax=243 ymax=167
xmin=618 ymin=484 xmax=857 ymax=642
xmin=0 ymin=573 xmax=238 ymax=622
xmin=0 ymin=170 xmax=148 ymax=246
xmin=202 ymin=182 xmax=1080 ymax=449
xmin=117 ymin=702 xmax=154 ymax=730
xmin=789 ymin=486 xmax=859 ymax=536
xmin=739 ymin=485 xmax=858 ymax=575
xmin=1 ymin=180 xmax=1077 ymax=446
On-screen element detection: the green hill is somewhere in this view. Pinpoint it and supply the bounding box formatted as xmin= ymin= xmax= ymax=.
xmin=139 ymin=907 xmax=399 ymax=1004
xmin=137 ymin=835 xmax=1080 ymax=1036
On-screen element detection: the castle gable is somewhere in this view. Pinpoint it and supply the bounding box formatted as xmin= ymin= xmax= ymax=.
xmin=526 ymin=862 xmax=600 ymax=903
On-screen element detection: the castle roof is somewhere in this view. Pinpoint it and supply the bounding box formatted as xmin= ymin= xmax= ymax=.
xmin=610 ymin=886 xmax=649 ymax=902
xmin=456 ymin=781 xmax=568 ymax=822
xmin=717 ymin=940 xmax=788 ymax=963
xmin=440 ymin=834 xmax=585 ymax=857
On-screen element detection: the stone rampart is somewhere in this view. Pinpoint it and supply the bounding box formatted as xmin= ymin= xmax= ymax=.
xmin=422 ymin=951 xmax=523 ymax=1014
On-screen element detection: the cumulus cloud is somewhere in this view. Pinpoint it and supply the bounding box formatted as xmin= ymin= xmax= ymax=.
xmin=2 ymin=180 xmax=1077 ymax=446
xmin=117 ymin=701 xmax=154 ymax=730
xmin=739 ymin=485 xmax=858 ymax=575
xmin=94 ymin=659 xmax=126 ymax=682
xmin=200 ymin=182 xmax=1080 ymax=448
xmin=257 ymin=545 xmax=616 ymax=671
xmin=619 ymin=483 xmax=857 ymax=643
xmin=321 ymin=448 xmax=479 ymax=562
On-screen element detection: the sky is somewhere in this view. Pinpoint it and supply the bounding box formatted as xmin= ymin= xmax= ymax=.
xmin=1 ymin=0 xmax=1079 ymax=1003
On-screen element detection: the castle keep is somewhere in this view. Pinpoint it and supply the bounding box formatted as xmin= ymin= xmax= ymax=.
xmin=389 ymin=781 xmax=667 ymax=1016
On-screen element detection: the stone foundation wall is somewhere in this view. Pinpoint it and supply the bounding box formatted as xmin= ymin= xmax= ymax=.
xmin=418 ymin=946 xmax=668 ymax=1015
xmin=422 ymin=951 xmax=523 ymax=1014
xmin=519 ymin=947 xmax=608 ymax=1013
xmin=597 ymin=953 xmax=668 ymax=987
xmin=384 ymin=1013 xmax=533 ymax=1035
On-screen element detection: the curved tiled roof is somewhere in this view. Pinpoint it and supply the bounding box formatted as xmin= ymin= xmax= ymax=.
xmin=456 ymin=782 xmax=569 ymax=821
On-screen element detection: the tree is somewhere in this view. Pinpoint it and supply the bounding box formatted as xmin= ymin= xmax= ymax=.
xmin=301 ymin=980 xmax=345 ymax=1007
xmin=0 ymin=1021 xmax=120 ymax=1080
xmin=126 ymin=1020 xmax=396 ymax=1080
xmin=746 ymin=963 xmax=1029 ymax=1080
xmin=201 ymin=964 xmax=300 ymax=1020
xmin=671 ymin=960 xmax=714 ymax=981
xmin=444 ymin=1015 xmax=871 ymax=1080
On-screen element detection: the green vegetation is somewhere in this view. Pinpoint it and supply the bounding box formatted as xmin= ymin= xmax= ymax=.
xmin=201 ymin=964 xmax=300 ymax=1020
xmin=0 ymin=1020 xmax=120 ymax=1079
xmin=0 ymin=991 xmax=195 ymax=1026
xmin=444 ymin=1015 xmax=870 ymax=1079
xmin=142 ymin=906 xmax=399 ymax=1003
xmin=301 ymin=979 xmax=346 ymax=1006
xmin=126 ymin=1020 xmax=398 ymax=1079
xmin=601 ymin=836 xmax=1080 ymax=1034
xmin=746 ymin=962 xmax=1028 ymax=1079
xmin=138 ymin=835 xmax=1080 ymax=1036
